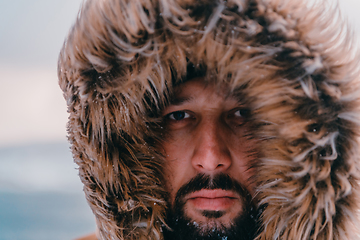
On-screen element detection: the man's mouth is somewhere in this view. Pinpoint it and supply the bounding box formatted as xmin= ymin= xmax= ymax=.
xmin=185 ymin=189 xmax=239 ymax=211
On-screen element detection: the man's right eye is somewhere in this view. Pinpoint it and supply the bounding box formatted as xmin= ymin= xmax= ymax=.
xmin=167 ymin=111 xmax=191 ymax=121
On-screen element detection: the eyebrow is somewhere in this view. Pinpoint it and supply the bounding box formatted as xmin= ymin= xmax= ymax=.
xmin=169 ymin=96 xmax=195 ymax=106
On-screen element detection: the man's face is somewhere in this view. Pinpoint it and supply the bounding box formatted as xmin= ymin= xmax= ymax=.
xmin=161 ymin=79 xmax=259 ymax=239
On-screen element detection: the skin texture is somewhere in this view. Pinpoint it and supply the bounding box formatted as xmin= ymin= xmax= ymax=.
xmin=162 ymin=78 xmax=257 ymax=230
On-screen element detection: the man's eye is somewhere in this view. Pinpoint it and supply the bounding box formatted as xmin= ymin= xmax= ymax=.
xmin=232 ymin=108 xmax=250 ymax=118
xmin=168 ymin=111 xmax=190 ymax=121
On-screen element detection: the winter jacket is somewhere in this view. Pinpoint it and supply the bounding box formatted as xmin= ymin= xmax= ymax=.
xmin=58 ymin=0 xmax=360 ymax=239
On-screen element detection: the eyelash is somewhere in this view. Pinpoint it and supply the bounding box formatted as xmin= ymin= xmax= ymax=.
xmin=165 ymin=108 xmax=250 ymax=121
xmin=167 ymin=111 xmax=191 ymax=121
xmin=231 ymin=108 xmax=250 ymax=118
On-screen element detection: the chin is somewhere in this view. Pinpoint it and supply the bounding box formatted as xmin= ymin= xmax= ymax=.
xmin=164 ymin=200 xmax=260 ymax=240
xmin=185 ymin=215 xmax=236 ymax=236
xmin=183 ymin=202 xmax=244 ymax=229
xmin=164 ymin=174 xmax=260 ymax=240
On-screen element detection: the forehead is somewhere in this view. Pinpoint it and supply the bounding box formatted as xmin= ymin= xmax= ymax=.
xmin=170 ymin=78 xmax=242 ymax=106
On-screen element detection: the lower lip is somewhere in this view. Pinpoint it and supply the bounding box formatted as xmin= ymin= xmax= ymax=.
xmin=188 ymin=197 xmax=236 ymax=211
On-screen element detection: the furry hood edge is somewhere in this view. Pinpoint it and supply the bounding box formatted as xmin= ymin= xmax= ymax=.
xmin=58 ymin=0 xmax=360 ymax=239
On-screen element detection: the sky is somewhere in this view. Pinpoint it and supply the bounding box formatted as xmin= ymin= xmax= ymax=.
xmin=0 ymin=0 xmax=83 ymax=147
xmin=0 ymin=0 xmax=360 ymax=148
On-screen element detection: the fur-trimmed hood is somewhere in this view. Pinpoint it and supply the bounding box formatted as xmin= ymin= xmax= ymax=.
xmin=58 ymin=0 xmax=360 ymax=239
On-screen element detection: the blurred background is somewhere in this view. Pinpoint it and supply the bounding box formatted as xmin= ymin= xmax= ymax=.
xmin=0 ymin=0 xmax=359 ymax=239
xmin=0 ymin=0 xmax=95 ymax=239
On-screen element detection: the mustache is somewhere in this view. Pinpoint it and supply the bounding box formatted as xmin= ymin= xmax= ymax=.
xmin=174 ymin=173 xmax=251 ymax=205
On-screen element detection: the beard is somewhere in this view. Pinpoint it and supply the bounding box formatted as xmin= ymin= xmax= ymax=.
xmin=163 ymin=174 xmax=260 ymax=240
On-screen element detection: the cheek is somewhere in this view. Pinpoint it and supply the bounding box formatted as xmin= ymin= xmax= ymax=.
xmin=163 ymin=158 xmax=176 ymax=198
xmin=162 ymin=140 xmax=190 ymax=204
xmin=228 ymin=129 xmax=258 ymax=188
xmin=162 ymin=139 xmax=204 ymax=206
xmin=231 ymin=126 xmax=257 ymax=157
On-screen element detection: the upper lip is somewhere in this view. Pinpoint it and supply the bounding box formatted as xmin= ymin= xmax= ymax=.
xmin=186 ymin=189 xmax=238 ymax=200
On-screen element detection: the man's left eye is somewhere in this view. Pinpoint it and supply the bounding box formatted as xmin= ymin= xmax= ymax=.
xmin=232 ymin=108 xmax=250 ymax=118
xmin=168 ymin=111 xmax=191 ymax=121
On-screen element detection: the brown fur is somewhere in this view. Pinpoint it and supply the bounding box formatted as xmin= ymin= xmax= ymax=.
xmin=58 ymin=0 xmax=360 ymax=239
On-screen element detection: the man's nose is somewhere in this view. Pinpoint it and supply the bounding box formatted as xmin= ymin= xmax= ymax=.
xmin=191 ymin=119 xmax=232 ymax=172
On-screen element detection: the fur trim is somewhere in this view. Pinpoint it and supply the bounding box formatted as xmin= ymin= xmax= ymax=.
xmin=58 ymin=0 xmax=360 ymax=239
